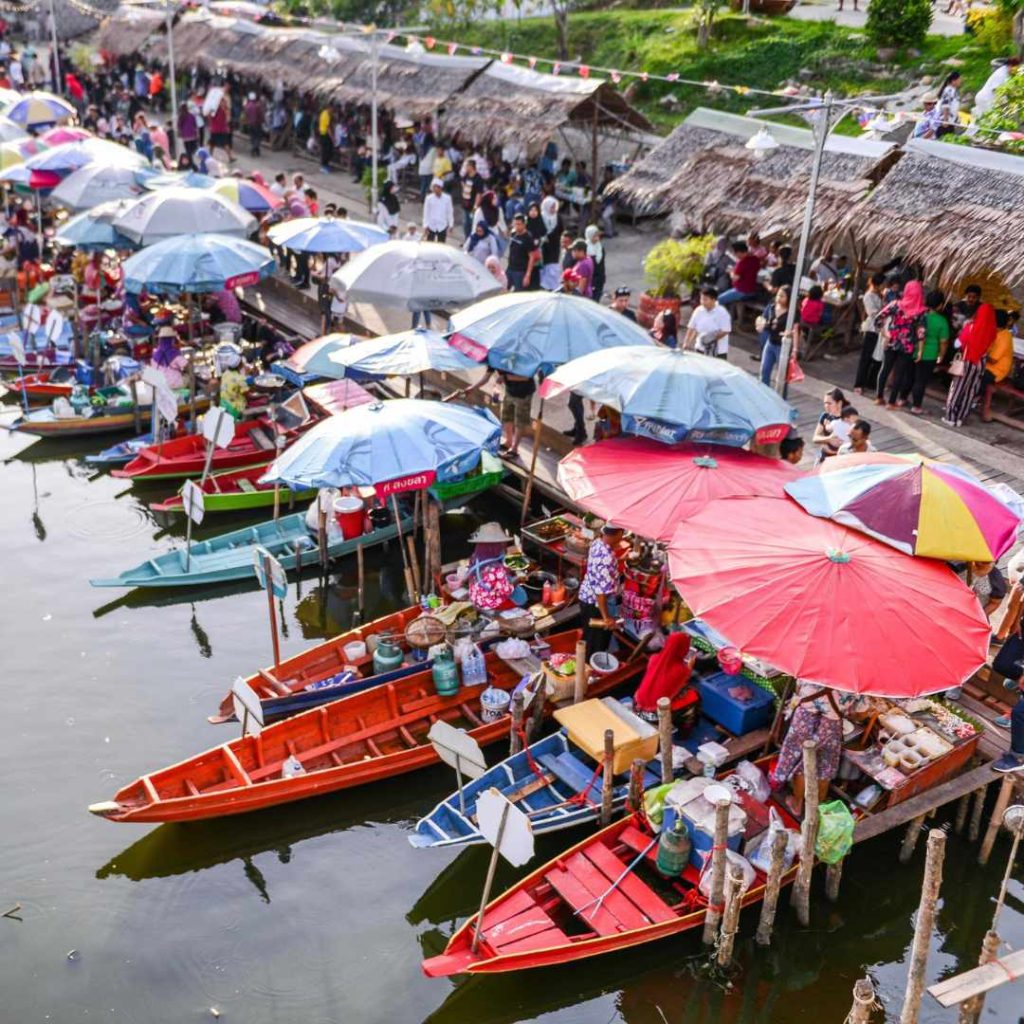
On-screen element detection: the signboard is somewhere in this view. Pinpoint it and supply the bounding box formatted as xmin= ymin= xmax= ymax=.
xmin=231 ymin=675 xmax=265 ymax=734
xmin=21 ymin=304 xmax=42 ymax=334
xmin=753 ymin=424 xmax=792 ymax=446
xmin=427 ymin=721 xmax=487 ymax=781
xmin=42 ymin=310 xmax=65 ymax=345
xmin=224 ymin=270 xmax=262 ymax=290
xmin=8 ymin=332 xmax=25 ymax=367
xmin=376 ymin=470 xmax=436 ymax=498
xmin=201 ymin=406 xmax=236 ymax=450
xmin=181 ymin=479 xmax=205 ymax=526
xmin=252 ymin=545 xmax=288 ymax=599
xmin=141 ymin=365 xmax=179 ymax=424
xmin=476 ymin=788 xmax=535 ymax=867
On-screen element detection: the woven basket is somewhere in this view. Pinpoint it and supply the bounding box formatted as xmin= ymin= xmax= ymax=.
xmin=543 ymin=663 xmax=578 ymax=703
xmin=404 ymin=615 xmax=447 ymax=650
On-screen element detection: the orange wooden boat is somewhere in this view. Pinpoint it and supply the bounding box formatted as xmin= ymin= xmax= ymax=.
xmin=88 ymin=629 xmax=644 ymax=824
xmin=423 ymin=801 xmax=801 ymax=977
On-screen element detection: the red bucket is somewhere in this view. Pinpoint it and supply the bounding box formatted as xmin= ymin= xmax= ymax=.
xmin=333 ymin=497 xmax=365 ymax=540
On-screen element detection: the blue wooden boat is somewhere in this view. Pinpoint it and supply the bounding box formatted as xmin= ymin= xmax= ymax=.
xmin=409 ymin=698 xmax=664 ymax=850
xmin=89 ymin=510 xmax=414 ymax=589
xmin=84 ymin=433 xmax=156 ymax=466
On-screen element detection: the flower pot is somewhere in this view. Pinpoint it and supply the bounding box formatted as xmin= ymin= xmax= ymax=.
xmin=637 ymin=292 xmax=681 ymax=330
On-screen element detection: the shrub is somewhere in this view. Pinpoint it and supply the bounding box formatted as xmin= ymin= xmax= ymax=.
xmin=866 ymin=0 xmax=932 ymax=50
xmin=643 ymin=235 xmax=715 ymax=298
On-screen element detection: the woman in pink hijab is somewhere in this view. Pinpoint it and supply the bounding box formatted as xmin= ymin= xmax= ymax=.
xmin=874 ymin=279 xmax=927 ymax=409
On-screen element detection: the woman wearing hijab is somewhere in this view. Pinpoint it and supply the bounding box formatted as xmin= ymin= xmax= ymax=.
xmin=464 ymin=220 xmax=500 ymax=266
xmin=944 ymin=301 xmax=998 ymax=428
xmin=874 ymin=279 xmax=927 ymax=409
xmin=149 ymin=325 xmax=188 ymax=390
xmin=584 ymin=225 xmax=606 ymax=303
xmin=703 ymin=235 xmax=733 ymax=292
xmin=377 ymin=181 xmax=401 ymax=232
xmin=539 ymin=196 xmax=563 ymax=290
xmin=484 ymin=255 xmax=507 ymax=291
xmin=472 ymin=190 xmax=507 ymax=254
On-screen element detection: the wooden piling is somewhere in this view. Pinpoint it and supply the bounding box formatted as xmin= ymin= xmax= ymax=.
xmin=130 ymin=378 xmax=142 ymax=434
xmin=825 ymin=859 xmax=844 ymax=902
xmin=356 ymin=543 xmax=365 ymax=622
xmin=628 ymin=758 xmax=645 ymax=812
xmin=898 ymin=829 xmax=946 ymax=1024
xmin=755 ymin=827 xmax=789 ymax=946
xmin=899 ymin=815 xmax=927 ymax=864
xmin=968 ymin=785 xmax=987 ymax=843
xmin=955 ymin=793 xmax=971 ymax=835
xmin=957 ymin=930 xmax=1001 ymax=1024
xmin=791 ymin=740 xmax=819 ymax=927
xmin=509 ymin=691 xmax=524 ymax=756
xmin=979 ymin=777 xmax=1014 ymax=866
xmin=573 ymin=640 xmax=588 ymax=703
xmin=600 ymin=729 xmax=615 ymax=826
xmin=847 ymin=977 xmax=878 ymax=1024
xmin=716 ymin=865 xmax=745 ymax=968
xmin=405 ymin=534 xmax=422 ymax=598
xmin=425 ymin=497 xmax=442 ymax=594
xmin=657 ymin=696 xmax=673 ymax=784
xmin=527 ymin=675 xmax=546 ymax=741
xmin=702 ymin=796 xmax=731 ymax=946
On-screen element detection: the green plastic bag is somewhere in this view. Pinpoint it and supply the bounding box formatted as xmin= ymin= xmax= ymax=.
xmin=815 ymin=800 xmax=855 ymax=865
xmin=643 ymin=782 xmax=677 ymax=826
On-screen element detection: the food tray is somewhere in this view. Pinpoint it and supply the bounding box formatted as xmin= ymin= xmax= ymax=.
xmin=522 ymin=515 xmax=573 ymax=544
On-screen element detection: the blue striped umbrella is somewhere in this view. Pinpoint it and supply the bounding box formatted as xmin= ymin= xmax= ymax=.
xmin=267 ymin=215 xmax=387 ymax=254
xmin=122 ymin=233 xmax=275 ymax=295
xmin=54 ymin=201 xmax=139 ymax=251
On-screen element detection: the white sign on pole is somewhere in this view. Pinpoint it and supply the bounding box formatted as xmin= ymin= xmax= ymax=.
xmin=428 ymin=721 xmax=488 ymax=780
xmin=141 ymin=365 xmax=179 ymax=423
xmin=476 ymin=788 xmax=535 ymax=867
xmin=202 ymin=406 xmax=236 ymax=449
xmin=8 ymin=333 xmax=25 ymax=367
xmin=21 ymin=304 xmax=42 ymax=334
xmin=42 ymin=310 xmax=65 ymax=345
xmin=252 ymin=545 xmax=288 ymax=599
xmin=231 ymin=675 xmax=265 ymax=733
xmin=181 ymin=479 xmax=205 ymax=526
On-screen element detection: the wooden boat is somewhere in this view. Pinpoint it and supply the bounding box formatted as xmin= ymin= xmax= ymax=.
xmin=150 ymin=463 xmax=319 ymax=515
xmin=89 ymin=509 xmax=414 ymax=589
xmin=10 ymin=365 xmax=83 ymax=403
xmin=0 ymin=352 xmax=67 ymax=374
xmin=112 ymin=417 xmax=302 ymax=481
xmin=422 ymin=800 xmax=800 ymax=976
xmin=87 ymin=629 xmax=645 ymax=823
xmin=410 ymin=699 xmax=664 ymax=850
xmin=84 ymin=433 xmax=157 ymax=466
xmin=209 ymin=604 xmax=428 ymax=724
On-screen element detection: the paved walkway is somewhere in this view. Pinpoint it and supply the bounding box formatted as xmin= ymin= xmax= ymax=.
xmin=788 ymin=0 xmax=969 ymax=37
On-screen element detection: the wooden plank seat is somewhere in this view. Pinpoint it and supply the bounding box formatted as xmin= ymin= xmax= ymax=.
xmin=538 ymin=751 xmax=603 ymax=797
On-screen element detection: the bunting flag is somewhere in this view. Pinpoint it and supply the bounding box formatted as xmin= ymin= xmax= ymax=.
xmin=424 ymin=36 xmax=435 ymax=49
xmin=500 ymin=51 xmax=513 ymax=63
xmin=611 ymin=70 xmax=621 ymax=84
xmin=447 ymin=42 xmax=458 ymax=55
xmin=666 ymin=72 xmax=679 ymax=82
xmin=552 ymin=62 xmax=561 ymax=75
xmin=579 ymin=65 xmax=590 ymax=79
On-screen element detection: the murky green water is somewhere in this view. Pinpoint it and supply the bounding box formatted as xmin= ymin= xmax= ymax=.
xmin=1 ymin=411 xmax=1021 ymax=1024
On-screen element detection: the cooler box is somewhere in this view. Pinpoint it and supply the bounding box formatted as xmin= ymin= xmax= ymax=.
xmin=554 ymin=697 xmax=658 ymax=775
xmin=697 ymin=671 xmax=775 ymax=736
xmin=662 ymin=778 xmax=747 ymax=868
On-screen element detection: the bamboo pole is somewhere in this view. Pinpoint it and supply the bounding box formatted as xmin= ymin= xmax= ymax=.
xmin=969 ymin=785 xmax=987 ymax=843
xmin=825 ymin=859 xmax=844 ymax=902
xmin=509 ymin=691 xmax=524 ymax=756
xmin=755 ymin=827 xmax=789 ymax=946
xmin=701 ymin=796 xmax=731 ymax=945
xmin=957 ymin=930 xmax=1001 ymax=1024
xmin=899 ymin=829 xmax=946 ymax=1024
xmin=392 ymin=494 xmax=416 ymax=600
xmin=405 ymin=534 xmax=422 ymax=597
xmin=573 ymin=640 xmax=587 ymax=703
xmin=658 ymin=696 xmax=673 ymax=784
xmin=519 ymin=406 xmax=544 ymax=525
xmin=955 ymin=793 xmax=971 ymax=835
xmin=527 ymin=674 xmax=546 ymax=742
xmin=356 ymin=543 xmax=365 ymax=622
xmin=628 ymin=757 xmax=645 ymax=812
xmin=899 ymin=815 xmax=927 ymax=864
xmin=847 ymin=977 xmax=878 ymax=1024
xmin=716 ymin=865 xmax=745 ymax=968
xmin=600 ymin=729 xmax=614 ymax=826
xmin=426 ymin=497 xmax=442 ymax=596
xmin=979 ymin=777 xmax=1014 ymax=866
xmin=791 ymin=740 xmax=819 ymax=927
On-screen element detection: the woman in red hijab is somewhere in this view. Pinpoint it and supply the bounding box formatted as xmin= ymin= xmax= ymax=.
xmin=944 ymin=300 xmax=997 ymax=428
xmin=874 ymin=279 xmax=927 ymax=409
xmin=633 ymin=632 xmax=699 ymax=731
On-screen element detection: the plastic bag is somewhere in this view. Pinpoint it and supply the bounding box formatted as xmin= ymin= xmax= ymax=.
xmin=815 ymin=800 xmax=855 ymax=865
xmin=749 ymin=806 xmax=799 ymax=873
xmin=698 ymin=849 xmax=756 ymax=898
xmin=734 ymin=759 xmax=771 ymax=803
xmin=643 ymin=782 xmax=677 ymax=827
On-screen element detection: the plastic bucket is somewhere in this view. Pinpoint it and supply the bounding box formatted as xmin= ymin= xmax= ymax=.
xmin=343 ymin=640 xmax=367 ymax=662
xmin=333 ymin=496 xmax=365 ymax=540
xmin=480 ymin=687 xmax=511 ymax=722
xmin=213 ymin=322 xmax=242 ymax=344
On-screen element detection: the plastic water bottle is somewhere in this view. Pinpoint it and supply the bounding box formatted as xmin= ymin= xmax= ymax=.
xmin=281 ymin=755 xmax=305 ymax=778
xmin=461 ymin=644 xmax=487 ymax=686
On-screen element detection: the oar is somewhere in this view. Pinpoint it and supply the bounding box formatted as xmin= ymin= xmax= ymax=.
xmin=573 ymin=835 xmax=659 ymax=924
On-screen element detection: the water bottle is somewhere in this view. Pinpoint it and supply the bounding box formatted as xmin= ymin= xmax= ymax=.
xmin=542 ymin=580 xmax=552 ymax=606
xmin=281 ymin=755 xmax=305 ymax=778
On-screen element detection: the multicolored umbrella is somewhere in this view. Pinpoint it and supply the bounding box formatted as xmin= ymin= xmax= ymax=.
xmin=140 ymin=170 xmax=216 ymax=191
xmin=121 ymin=233 xmax=275 ymax=294
xmin=269 ymin=215 xmax=387 ymax=254
xmin=0 ymin=164 xmax=61 ymax=190
xmin=4 ymin=91 xmax=76 ymax=128
xmin=54 ymin=201 xmax=139 ymax=252
xmin=261 ymin=399 xmax=501 ymax=493
xmin=558 ymin=437 xmax=799 ymax=542
xmin=540 ymin=345 xmax=795 ymax=447
xmin=211 ymin=177 xmax=283 ymax=213
xmin=448 ymin=291 xmax=654 ymax=375
xmin=667 ymin=496 xmax=990 ymax=696
xmin=25 ymin=137 xmax=148 ymax=175
xmin=39 ymin=125 xmax=92 ymax=146
xmin=326 ymin=328 xmax=479 ymax=378
xmin=0 ymin=116 xmax=28 ymax=144
xmin=114 ymin=187 xmax=256 ymax=245
xmin=0 ymin=137 xmax=46 ymax=171
xmin=278 ymin=334 xmax=366 ymax=385
xmin=786 ymin=452 xmax=1022 ymax=562
xmin=51 ymin=163 xmax=144 ymax=210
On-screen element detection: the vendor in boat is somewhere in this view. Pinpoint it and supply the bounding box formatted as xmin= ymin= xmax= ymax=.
xmin=632 ymin=630 xmax=699 ymax=729
xmin=466 ymin=522 xmax=515 ymax=612
xmin=149 ymin=325 xmax=190 ymax=390
xmin=579 ymin=522 xmax=628 ymax=655
xmin=215 ymin=342 xmax=250 ymax=419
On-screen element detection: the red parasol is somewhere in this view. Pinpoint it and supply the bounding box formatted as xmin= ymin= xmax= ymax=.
xmin=667 ymin=495 xmax=990 ymax=696
xmin=557 ymin=437 xmax=799 ymax=542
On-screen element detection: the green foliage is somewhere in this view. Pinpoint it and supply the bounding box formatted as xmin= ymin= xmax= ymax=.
xmin=360 ymin=163 xmax=386 ymax=208
xmin=976 ymin=67 xmax=1024 ymax=150
xmin=865 ymin=0 xmax=932 ymax=49
xmin=643 ymin=235 xmax=714 ymax=298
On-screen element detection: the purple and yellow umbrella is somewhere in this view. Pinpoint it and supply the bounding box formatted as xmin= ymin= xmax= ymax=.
xmin=210 ymin=177 xmax=283 ymax=213
xmin=785 ymin=452 xmax=1021 ymax=562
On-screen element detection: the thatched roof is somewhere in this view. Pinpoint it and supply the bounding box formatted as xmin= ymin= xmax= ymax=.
xmin=611 ymin=108 xmax=894 ymax=238
xmin=96 ymin=7 xmax=166 ymax=57
xmin=824 ymin=137 xmax=1024 ymax=286
xmin=442 ymin=62 xmax=652 ymax=150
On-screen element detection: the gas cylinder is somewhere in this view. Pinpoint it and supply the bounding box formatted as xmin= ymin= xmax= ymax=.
xmin=372 ymin=639 xmax=403 ymax=675
xmin=656 ymin=817 xmax=692 ymax=878
xmin=431 ymin=647 xmax=460 ymax=696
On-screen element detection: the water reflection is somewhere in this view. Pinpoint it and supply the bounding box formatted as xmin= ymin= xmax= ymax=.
xmin=189 ymin=604 xmax=213 ymax=659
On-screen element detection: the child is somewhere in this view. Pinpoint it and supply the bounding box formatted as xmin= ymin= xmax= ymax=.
xmin=800 ymin=285 xmax=826 ymax=330
xmin=818 ymin=405 xmax=860 ymax=461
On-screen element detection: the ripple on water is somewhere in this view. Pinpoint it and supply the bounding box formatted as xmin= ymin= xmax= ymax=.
xmin=61 ymin=499 xmax=151 ymax=541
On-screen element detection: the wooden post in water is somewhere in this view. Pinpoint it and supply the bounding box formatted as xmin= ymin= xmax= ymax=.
xmin=600 ymin=729 xmax=615 ymax=826
xmin=130 ymin=378 xmax=142 ymax=434
xmin=317 ymin=500 xmax=328 ymax=576
xmin=356 ymin=543 xmax=365 ymax=622
xmin=898 ymin=829 xmax=946 ymax=1024
xmin=527 ymin=676 xmax=546 ymax=742
xmin=519 ymin=410 xmax=545 ymax=525
xmin=426 ymin=497 xmax=442 ymax=595
xmin=825 ymin=859 xmax=844 ymax=902
xmin=957 ymin=930 xmax=1002 ymax=1024
xmin=716 ymin=865 xmax=745 ymax=968
xmin=847 ymin=977 xmax=878 ymax=1024
xmin=657 ymin=697 xmax=673 ymax=784
xmin=755 ymin=827 xmax=790 ymax=946
xmin=955 ymin=793 xmax=972 ymax=835
xmin=899 ymin=815 xmax=927 ymax=864
xmin=628 ymin=758 xmax=645 ymax=812
xmin=405 ymin=534 xmax=422 ymax=598
xmin=573 ymin=640 xmax=587 ymax=703
xmin=979 ymin=777 xmax=1014 ymax=866
xmin=509 ymin=691 xmax=524 ymax=756
xmin=392 ymin=494 xmax=416 ymax=600
xmin=702 ymin=796 xmax=731 ymax=946
xmin=791 ymin=740 xmax=819 ymax=927
xmin=968 ymin=785 xmax=987 ymax=843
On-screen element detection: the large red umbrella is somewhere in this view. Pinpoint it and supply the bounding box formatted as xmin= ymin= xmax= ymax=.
xmin=557 ymin=438 xmax=799 ymax=542
xmin=667 ymin=496 xmax=990 ymax=696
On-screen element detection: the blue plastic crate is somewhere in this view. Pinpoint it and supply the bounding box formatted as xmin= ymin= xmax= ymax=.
xmin=697 ymin=671 xmax=775 ymax=736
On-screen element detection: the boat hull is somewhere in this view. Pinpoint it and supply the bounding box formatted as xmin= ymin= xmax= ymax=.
xmin=150 ymin=464 xmax=318 ymax=515
xmin=13 ymin=397 xmax=210 ymax=437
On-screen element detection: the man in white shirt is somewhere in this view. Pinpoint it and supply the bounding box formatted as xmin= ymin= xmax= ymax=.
xmin=8 ymin=55 xmax=23 ymax=88
xmin=269 ymin=172 xmax=287 ymax=197
xmin=422 ymin=177 xmax=454 ymax=243
xmin=684 ymin=286 xmax=732 ymax=359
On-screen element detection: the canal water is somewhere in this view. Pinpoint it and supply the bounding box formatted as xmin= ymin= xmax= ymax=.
xmin=1 ymin=417 xmax=1021 ymax=1024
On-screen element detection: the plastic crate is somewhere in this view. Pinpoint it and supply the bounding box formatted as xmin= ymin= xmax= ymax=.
xmin=697 ymin=671 xmax=776 ymax=736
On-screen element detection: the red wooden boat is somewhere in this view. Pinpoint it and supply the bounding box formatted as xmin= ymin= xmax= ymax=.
xmin=13 ymin=366 xmax=84 ymax=403
xmin=423 ymin=802 xmax=800 ymax=976
xmin=88 ymin=629 xmax=644 ymax=824
xmin=111 ymin=416 xmax=302 ymax=481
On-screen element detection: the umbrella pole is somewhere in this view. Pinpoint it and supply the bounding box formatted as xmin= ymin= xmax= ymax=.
xmin=186 ymin=293 xmax=197 ymax=433
xmin=392 ymin=493 xmax=416 ymax=601
xmin=519 ymin=399 xmax=545 ymax=525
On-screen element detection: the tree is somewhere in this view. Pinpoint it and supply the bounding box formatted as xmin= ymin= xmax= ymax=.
xmin=996 ymin=0 xmax=1024 ymax=56
xmin=976 ymin=67 xmax=1024 ymax=151
xmin=865 ymin=0 xmax=932 ymax=49
xmin=550 ymin=0 xmax=582 ymax=61
xmin=695 ymin=0 xmax=724 ymax=49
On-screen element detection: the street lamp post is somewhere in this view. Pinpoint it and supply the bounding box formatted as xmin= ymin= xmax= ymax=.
xmin=47 ymin=0 xmax=62 ymax=94
xmin=370 ymin=33 xmax=379 ymax=217
xmin=166 ymin=3 xmax=178 ymax=157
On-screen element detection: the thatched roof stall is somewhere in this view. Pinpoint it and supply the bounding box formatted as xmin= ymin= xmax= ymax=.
xmin=151 ymin=12 xmax=265 ymax=74
xmin=825 ymin=137 xmax=1024 ymax=287
xmin=97 ymin=6 xmax=166 ymax=58
xmin=611 ymin=108 xmax=894 ymax=234
xmin=252 ymin=29 xmax=332 ymax=91
xmin=441 ymin=62 xmax=652 ymax=151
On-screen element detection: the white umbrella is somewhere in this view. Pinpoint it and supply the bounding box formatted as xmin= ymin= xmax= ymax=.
xmin=0 ymin=115 xmax=26 ymax=143
xmin=330 ymin=241 xmax=502 ymax=312
xmin=51 ymin=163 xmax=145 ymax=211
xmin=114 ymin=187 xmax=256 ymax=246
